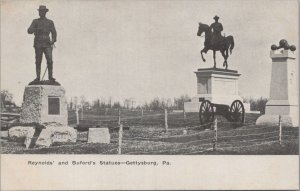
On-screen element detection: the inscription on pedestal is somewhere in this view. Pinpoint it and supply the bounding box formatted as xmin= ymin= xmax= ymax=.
xmin=53 ymin=133 xmax=69 ymax=142
xmin=48 ymin=97 xmax=60 ymax=115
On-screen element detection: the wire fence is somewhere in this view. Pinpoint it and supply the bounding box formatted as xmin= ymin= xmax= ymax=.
xmin=68 ymin=108 xmax=201 ymax=129
xmin=64 ymin=109 xmax=300 ymax=155
xmin=0 ymin=113 xmax=20 ymax=130
xmin=76 ymin=117 xmax=297 ymax=154
xmin=2 ymin=109 xmax=297 ymax=154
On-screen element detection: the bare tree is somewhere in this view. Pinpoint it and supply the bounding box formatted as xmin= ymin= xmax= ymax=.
xmin=173 ymin=95 xmax=191 ymax=110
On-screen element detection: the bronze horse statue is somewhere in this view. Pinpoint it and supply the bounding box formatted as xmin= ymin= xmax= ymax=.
xmin=197 ymin=23 xmax=234 ymax=69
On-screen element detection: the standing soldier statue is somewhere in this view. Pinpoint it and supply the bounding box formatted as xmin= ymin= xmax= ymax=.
xmin=210 ymin=16 xmax=223 ymax=46
xmin=28 ymin=5 xmax=57 ymax=83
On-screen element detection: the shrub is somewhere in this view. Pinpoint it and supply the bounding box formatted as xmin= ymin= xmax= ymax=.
xmin=249 ymin=97 xmax=268 ymax=114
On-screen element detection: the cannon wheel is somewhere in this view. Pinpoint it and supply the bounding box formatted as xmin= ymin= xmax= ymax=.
xmin=230 ymin=100 xmax=245 ymax=124
xmin=199 ymin=100 xmax=214 ymax=125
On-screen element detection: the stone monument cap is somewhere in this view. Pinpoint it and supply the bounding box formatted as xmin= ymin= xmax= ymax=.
xmin=196 ymin=68 xmax=240 ymax=77
xmin=270 ymin=49 xmax=296 ymax=59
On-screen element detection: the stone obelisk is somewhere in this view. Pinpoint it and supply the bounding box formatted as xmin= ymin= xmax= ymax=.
xmin=256 ymin=40 xmax=298 ymax=127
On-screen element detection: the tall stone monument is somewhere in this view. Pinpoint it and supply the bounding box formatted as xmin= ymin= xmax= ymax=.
xmin=256 ymin=40 xmax=298 ymax=127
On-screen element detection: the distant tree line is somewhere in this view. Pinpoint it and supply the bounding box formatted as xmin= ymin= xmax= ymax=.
xmin=70 ymin=96 xmax=268 ymax=113
xmin=1 ymin=89 xmax=268 ymax=114
xmin=68 ymin=94 xmax=191 ymax=111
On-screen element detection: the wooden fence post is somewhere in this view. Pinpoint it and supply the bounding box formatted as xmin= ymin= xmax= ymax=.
xmin=183 ymin=108 xmax=186 ymax=121
xmin=105 ymin=108 xmax=108 ymax=116
xmin=279 ymin=115 xmax=282 ymax=145
xmin=213 ymin=118 xmax=218 ymax=151
xmin=141 ymin=108 xmax=144 ymax=120
xmin=164 ymin=109 xmax=168 ymax=133
xmin=118 ymin=109 xmax=121 ymax=125
xmin=75 ymin=108 xmax=79 ymax=125
xmin=81 ymin=107 xmax=83 ymax=120
xmin=118 ymin=124 xmax=123 ymax=155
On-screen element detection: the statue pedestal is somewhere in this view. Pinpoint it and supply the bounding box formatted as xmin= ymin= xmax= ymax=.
xmin=256 ymin=50 xmax=299 ymax=127
xmin=20 ymin=85 xmax=68 ymax=125
xmin=19 ymin=85 xmax=77 ymax=147
xmin=184 ymin=68 xmax=242 ymax=112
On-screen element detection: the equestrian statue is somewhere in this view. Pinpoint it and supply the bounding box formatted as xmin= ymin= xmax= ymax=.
xmin=197 ymin=16 xmax=234 ymax=69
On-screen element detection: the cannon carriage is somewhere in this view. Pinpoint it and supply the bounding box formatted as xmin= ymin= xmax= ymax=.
xmin=199 ymin=99 xmax=245 ymax=126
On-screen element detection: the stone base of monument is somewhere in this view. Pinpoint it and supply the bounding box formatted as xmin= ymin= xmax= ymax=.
xmin=8 ymin=124 xmax=77 ymax=148
xmin=256 ymin=101 xmax=299 ymax=127
xmin=256 ymin=114 xmax=298 ymax=127
xmin=184 ymin=68 xmax=243 ymax=112
xmin=18 ymin=84 xmax=77 ymax=148
xmin=35 ymin=124 xmax=77 ymax=148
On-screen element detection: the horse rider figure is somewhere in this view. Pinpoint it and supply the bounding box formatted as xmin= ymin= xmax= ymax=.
xmin=210 ymin=15 xmax=223 ymax=47
xmin=197 ymin=16 xmax=234 ymax=69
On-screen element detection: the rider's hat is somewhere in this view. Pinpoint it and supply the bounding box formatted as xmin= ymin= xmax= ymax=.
xmin=37 ymin=5 xmax=49 ymax=12
xmin=213 ymin=15 xmax=219 ymax=20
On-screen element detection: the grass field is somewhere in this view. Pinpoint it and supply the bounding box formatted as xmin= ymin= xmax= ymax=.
xmin=1 ymin=112 xmax=299 ymax=154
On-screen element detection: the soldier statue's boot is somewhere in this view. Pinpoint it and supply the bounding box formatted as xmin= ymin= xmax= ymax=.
xmin=48 ymin=64 xmax=56 ymax=81
xmin=34 ymin=64 xmax=41 ymax=82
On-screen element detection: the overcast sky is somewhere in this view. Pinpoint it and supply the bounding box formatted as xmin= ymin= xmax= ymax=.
xmin=1 ymin=0 xmax=298 ymax=105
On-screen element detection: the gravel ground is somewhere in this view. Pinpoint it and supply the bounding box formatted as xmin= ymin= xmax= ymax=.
xmin=1 ymin=113 xmax=298 ymax=154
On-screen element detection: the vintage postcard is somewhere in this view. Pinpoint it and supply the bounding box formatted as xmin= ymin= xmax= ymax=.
xmin=0 ymin=0 xmax=299 ymax=190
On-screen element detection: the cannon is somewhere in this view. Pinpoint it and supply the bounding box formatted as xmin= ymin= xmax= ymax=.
xmin=199 ymin=99 xmax=245 ymax=126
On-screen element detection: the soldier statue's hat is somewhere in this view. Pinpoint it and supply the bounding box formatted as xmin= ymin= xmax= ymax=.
xmin=37 ymin=5 xmax=49 ymax=12
xmin=213 ymin=15 xmax=219 ymax=20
